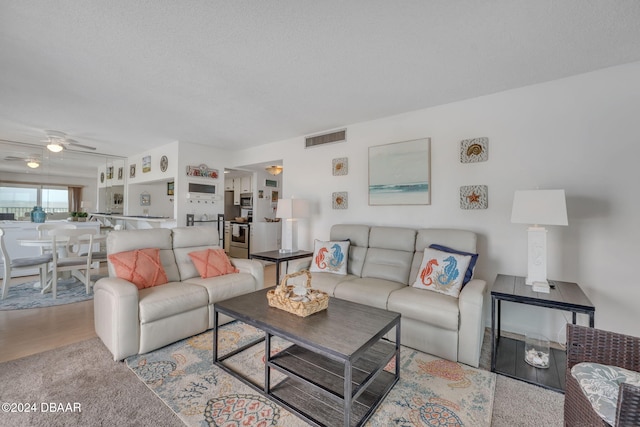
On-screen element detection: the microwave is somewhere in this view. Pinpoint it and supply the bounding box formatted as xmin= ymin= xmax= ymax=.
xmin=240 ymin=193 xmax=252 ymax=207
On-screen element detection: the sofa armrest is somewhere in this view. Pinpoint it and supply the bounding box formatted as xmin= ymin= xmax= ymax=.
xmin=93 ymin=277 xmax=140 ymax=361
xmin=457 ymin=278 xmax=487 ymax=367
xmin=230 ymin=258 xmax=264 ymax=290
xmin=287 ymin=258 xmax=312 ymax=273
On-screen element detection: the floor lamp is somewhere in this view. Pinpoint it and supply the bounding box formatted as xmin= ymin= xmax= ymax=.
xmin=276 ymin=198 xmax=308 ymax=253
xmin=511 ymin=189 xmax=568 ymax=288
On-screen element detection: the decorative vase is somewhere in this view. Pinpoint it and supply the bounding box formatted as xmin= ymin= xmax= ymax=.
xmin=30 ymin=206 xmax=38 ymax=222
xmin=524 ymin=333 xmax=550 ymax=368
xmin=32 ymin=207 xmax=46 ymax=223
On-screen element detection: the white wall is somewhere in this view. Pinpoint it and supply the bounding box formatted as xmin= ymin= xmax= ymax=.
xmin=233 ymin=61 xmax=640 ymax=340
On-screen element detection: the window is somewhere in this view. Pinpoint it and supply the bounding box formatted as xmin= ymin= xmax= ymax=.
xmin=0 ymin=184 xmax=70 ymax=219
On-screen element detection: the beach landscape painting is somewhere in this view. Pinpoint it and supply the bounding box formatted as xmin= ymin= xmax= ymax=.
xmin=369 ymin=138 xmax=431 ymax=205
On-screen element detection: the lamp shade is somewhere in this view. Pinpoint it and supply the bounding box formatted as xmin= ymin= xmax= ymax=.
xmin=276 ymin=198 xmax=308 ymax=219
xmin=511 ymin=190 xmax=568 ymax=226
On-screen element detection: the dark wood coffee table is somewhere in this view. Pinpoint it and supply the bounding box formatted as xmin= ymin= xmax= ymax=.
xmin=213 ymin=288 xmax=401 ymax=427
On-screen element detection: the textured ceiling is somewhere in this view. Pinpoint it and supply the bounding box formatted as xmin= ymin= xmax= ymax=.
xmin=2 ymin=0 xmax=640 ymax=166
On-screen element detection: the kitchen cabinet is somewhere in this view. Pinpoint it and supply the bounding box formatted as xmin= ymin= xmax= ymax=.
xmin=240 ymin=175 xmax=252 ymax=193
xmin=233 ymin=179 xmax=241 ymax=205
xmin=224 ymin=180 xmax=234 ymax=191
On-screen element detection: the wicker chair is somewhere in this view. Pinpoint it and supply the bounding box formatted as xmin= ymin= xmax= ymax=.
xmin=565 ymin=324 xmax=640 ymax=426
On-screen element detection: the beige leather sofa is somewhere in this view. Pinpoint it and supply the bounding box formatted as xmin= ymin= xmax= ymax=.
xmin=94 ymin=226 xmax=264 ymax=360
xmin=291 ymin=224 xmax=486 ymax=367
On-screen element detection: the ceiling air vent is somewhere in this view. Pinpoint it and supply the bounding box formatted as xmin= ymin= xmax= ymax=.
xmin=305 ymin=129 xmax=346 ymax=148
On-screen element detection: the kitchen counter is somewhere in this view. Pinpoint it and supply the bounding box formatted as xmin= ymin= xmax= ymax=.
xmin=89 ymin=213 xmax=177 ymax=229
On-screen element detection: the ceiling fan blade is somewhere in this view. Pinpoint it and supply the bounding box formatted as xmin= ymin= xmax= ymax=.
xmin=5 ymin=156 xmax=27 ymax=161
xmin=64 ymin=140 xmax=97 ymax=150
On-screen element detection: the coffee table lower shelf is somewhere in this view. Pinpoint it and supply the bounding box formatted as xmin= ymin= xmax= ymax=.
xmin=268 ymin=341 xmax=398 ymax=427
xmin=216 ymin=338 xmax=398 ymax=427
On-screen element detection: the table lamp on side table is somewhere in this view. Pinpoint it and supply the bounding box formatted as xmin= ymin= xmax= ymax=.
xmin=511 ymin=189 xmax=568 ymax=290
xmin=276 ymin=198 xmax=308 ymax=253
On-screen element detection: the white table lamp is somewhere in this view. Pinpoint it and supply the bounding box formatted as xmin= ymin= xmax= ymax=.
xmin=276 ymin=198 xmax=308 ymax=253
xmin=511 ymin=189 xmax=568 ymax=285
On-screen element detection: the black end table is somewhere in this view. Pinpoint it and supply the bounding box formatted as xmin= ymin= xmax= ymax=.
xmin=250 ymin=250 xmax=314 ymax=286
xmin=491 ymin=274 xmax=595 ymax=392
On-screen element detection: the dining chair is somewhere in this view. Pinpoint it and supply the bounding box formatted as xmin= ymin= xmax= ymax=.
xmin=36 ymin=223 xmax=77 ymax=255
xmin=0 ymin=228 xmax=52 ymax=300
xmin=49 ymin=228 xmax=96 ymax=298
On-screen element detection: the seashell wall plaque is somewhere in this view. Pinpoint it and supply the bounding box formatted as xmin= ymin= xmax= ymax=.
xmin=460 ymin=137 xmax=488 ymax=163
xmin=332 ymin=192 xmax=348 ymax=209
xmin=332 ymin=157 xmax=348 ymax=176
xmin=460 ymin=185 xmax=488 ymax=209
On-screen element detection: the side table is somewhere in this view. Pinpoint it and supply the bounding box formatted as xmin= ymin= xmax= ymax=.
xmin=250 ymin=250 xmax=314 ymax=286
xmin=491 ymin=274 xmax=595 ymax=392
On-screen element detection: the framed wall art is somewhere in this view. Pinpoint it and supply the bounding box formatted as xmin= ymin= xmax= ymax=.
xmin=460 ymin=185 xmax=488 ymax=209
xmin=117 ymin=167 xmax=123 ymax=180
xmin=332 ymin=192 xmax=348 ymax=209
xmin=142 ymin=155 xmax=151 ymax=173
xmin=129 ymin=164 xmax=136 ymax=178
xmin=460 ymin=137 xmax=489 ymax=163
xmin=140 ymin=192 xmax=151 ymax=206
xmin=368 ymin=137 xmax=431 ymax=205
xmin=265 ymin=179 xmax=278 ymax=188
xmin=106 ymin=166 xmax=113 ymax=180
xmin=167 ymin=181 xmax=174 ymax=196
xmin=332 ymin=157 xmax=348 ymax=176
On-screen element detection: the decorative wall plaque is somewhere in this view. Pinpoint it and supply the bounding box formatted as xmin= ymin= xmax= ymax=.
xmin=332 ymin=157 xmax=348 ymax=176
xmin=160 ymin=155 xmax=168 ymax=172
xmin=186 ymin=163 xmax=219 ymax=179
xmin=460 ymin=185 xmax=488 ymax=209
xmin=460 ymin=137 xmax=489 ymax=163
xmin=332 ymin=192 xmax=348 ymax=209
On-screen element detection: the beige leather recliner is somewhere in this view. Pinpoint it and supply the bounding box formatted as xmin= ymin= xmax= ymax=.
xmin=291 ymin=224 xmax=486 ymax=367
xmin=94 ymin=226 xmax=264 ymax=361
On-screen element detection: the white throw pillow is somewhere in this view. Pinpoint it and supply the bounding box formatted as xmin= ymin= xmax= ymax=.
xmin=412 ymin=247 xmax=472 ymax=297
xmin=309 ymin=240 xmax=349 ymax=275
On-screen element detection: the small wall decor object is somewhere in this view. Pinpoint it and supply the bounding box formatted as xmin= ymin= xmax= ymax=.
xmin=369 ymin=138 xmax=430 ymax=205
xmin=258 ymin=190 xmax=264 ymax=198
xmin=142 ymin=155 xmax=151 ymax=173
xmin=167 ymin=181 xmax=174 ymax=196
xmin=129 ymin=164 xmax=136 ymax=178
xmin=100 ymin=172 xmax=105 ymax=183
xmin=460 ymin=137 xmax=489 ymax=163
xmin=332 ymin=192 xmax=348 ymax=209
xmin=106 ymin=166 xmax=114 ymax=180
xmin=332 ymin=157 xmax=348 ymax=176
xmin=140 ymin=192 xmax=151 ymax=206
xmin=265 ymin=179 xmax=278 ymax=188
xmin=271 ymin=190 xmax=279 ymax=203
xmin=117 ymin=167 xmax=123 ymax=180
xmin=185 ymin=163 xmax=218 ymax=179
xmin=160 ymin=155 xmax=168 ymax=172
xmin=460 ymin=185 xmax=488 ymax=209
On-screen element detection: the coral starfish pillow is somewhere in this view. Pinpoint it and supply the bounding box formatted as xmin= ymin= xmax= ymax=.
xmin=188 ymin=248 xmax=239 ymax=279
xmin=309 ymin=240 xmax=349 ymax=275
xmin=108 ymin=247 xmax=168 ymax=290
xmin=412 ymin=248 xmax=472 ymax=297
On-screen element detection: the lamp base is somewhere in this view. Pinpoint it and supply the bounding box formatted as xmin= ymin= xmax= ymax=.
xmin=525 ymin=226 xmax=548 ymax=285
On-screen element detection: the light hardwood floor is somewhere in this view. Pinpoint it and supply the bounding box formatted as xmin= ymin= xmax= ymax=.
xmin=0 ymin=264 xmax=277 ymax=363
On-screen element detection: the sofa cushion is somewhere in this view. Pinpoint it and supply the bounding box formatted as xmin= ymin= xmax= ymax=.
xmin=107 ymin=228 xmax=180 ymax=282
xmin=334 ymin=277 xmax=406 ymax=309
xmin=309 ymin=240 xmax=349 ymax=275
xmin=108 ymin=248 xmax=169 ymax=290
xmin=138 ymin=281 xmax=209 ymax=324
xmin=296 ymin=272 xmax=356 ymax=296
xmin=429 ymin=244 xmax=478 ymax=285
xmin=172 ymin=226 xmax=221 ymax=280
xmin=183 ymin=272 xmax=258 ymax=304
xmin=388 ymin=286 xmax=460 ymax=331
xmin=412 ymin=248 xmax=472 ymax=297
xmin=361 ymin=248 xmax=414 ymax=285
xmin=330 ymin=224 xmax=370 ymax=276
xmin=189 ymin=248 xmax=239 ymax=278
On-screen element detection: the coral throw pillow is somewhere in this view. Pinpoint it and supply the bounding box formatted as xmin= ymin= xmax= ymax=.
xmin=309 ymin=240 xmax=349 ymax=275
xmin=412 ymin=248 xmax=472 ymax=298
xmin=189 ymin=248 xmax=239 ymax=279
xmin=108 ymin=248 xmax=168 ymax=290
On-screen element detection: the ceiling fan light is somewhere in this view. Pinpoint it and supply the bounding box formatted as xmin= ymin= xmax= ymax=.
xmin=27 ymin=160 xmax=40 ymax=168
xmin=47 ymin=142 xmax=63 ymax=152
xmin=265 ymin=165 xmax=283 ymax=175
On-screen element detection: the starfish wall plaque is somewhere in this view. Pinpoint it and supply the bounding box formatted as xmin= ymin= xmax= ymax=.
xmin=460 ymin=185 xmax=488 ymax=209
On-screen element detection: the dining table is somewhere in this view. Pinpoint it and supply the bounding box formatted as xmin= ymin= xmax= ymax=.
xmin=17 ymin=234 xmax=106 ymax=293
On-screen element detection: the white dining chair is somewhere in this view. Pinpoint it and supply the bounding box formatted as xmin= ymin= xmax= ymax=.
xmin=36 ymin=223 xmax=77 ymax=255
xmin=49 ymin=228 xmax=96 ymax=298
xmin=0 ymin=228 xmax=52 ymax=300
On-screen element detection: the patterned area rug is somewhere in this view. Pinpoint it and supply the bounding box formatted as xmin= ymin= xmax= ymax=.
xmin=126 ymin=321 xmax=495 ymax=426
xmin=0 ymin=277 xmax=92 ymax=310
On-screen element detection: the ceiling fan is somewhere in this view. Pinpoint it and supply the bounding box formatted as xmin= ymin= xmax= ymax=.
xmin=5 ymin=155 xmax=42 ymax=168
xmin=42 ymin=130 xmax=96 ymax=152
